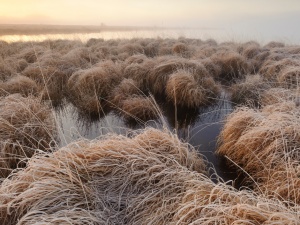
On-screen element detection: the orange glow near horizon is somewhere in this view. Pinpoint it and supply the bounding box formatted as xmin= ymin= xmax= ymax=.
xmin=0 ymin=0 xmax=300 ymax=27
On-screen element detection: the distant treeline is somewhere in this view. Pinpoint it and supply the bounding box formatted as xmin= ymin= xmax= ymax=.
xmin=0 ymin=24 xmax=180 ymax=36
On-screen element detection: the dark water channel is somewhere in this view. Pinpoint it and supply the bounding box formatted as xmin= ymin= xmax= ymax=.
xmin=54 ymin=92 xmax=243 ymax=187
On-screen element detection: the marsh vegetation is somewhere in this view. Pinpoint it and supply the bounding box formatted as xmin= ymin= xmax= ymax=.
xmin=0 ymin=36 xmax=300 ymax=224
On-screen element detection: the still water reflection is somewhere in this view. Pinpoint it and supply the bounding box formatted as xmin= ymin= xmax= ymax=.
xmin=53 ymin=94 xmax=241 ymax=186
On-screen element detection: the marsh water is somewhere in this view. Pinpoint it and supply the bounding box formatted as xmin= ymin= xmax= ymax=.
xmin=53 ymin=91 xmax=243 ymax=187
xmin=1 ymin=28 xmax=296 ymax=45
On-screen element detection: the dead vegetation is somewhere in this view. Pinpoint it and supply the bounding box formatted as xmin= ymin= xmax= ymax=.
xmin=0 ymin=127 xmax=299 ymax=224
xmin=0 ymin=94 xmax=55 ymax=177
xmin=121 ymin=96 xmax=159 ymax=121
xmin=2 ymin=37 xmax=300 ymax=223
xmin=0 ymin=36 xmax=299 ymax=112
xmin=166 ymin=69 xmax=220 ymax=107
xmin=67 ymin=60 xmax=122 ymax=114
xmin=217 ymin=91 xmax=300 ymax=204
xmin=231 ymin=74 xmax=272 ymax=104
xmin=0 ymin=75 xmax=39 ymax=97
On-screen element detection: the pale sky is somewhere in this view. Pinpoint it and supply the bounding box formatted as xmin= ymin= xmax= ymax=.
xmin=1 ymin=0 xmax=300 ymax=42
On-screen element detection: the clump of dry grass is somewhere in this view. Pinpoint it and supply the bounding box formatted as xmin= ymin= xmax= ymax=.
xmin=264 ymin=41 xmax=285 ymax=48
xmin=278 ymin=66 xmax=300 ymax=88
xmin=165 ymin=69 xmax=220 ymax=108
xmin=22 ymin=65 xmax=68 ymax=101
xmin=121 ymin=96 xmax=159 ymax=122
xmin=67 ymin=61 xmax=122 ymax=114
xmin=124 ymin=54 xmax=148 ymax=66
xmin=200 ymin=58 xmax=222 ymax=78
xmin=0 ymin=94 xmax=55 ymax=177
xmin=259 ymin=58 xmax=300 ymax=82
xmin=172 ymin=43 xmax=192 ymax=58
xmin=118 ymin=43 xmax=144 ymax=56
xmin=16 ymin=59 xmax=28 ymax=72
xmin=17 ymin=45 xmax=46 ymax=63
xmin=148 ymin=57 xmax=209 ymax=95
xmin=261 ymin=88 xmax=300 ymax=105
xmin=0 ymin=61 xmax=14 ymax=81
xmin=211 ymin=51 xmax=250 ymax=80
xmin=158 ymin=46 xmax=173 ymax=56
xmin=0 ymin=127 xmax=299 ymax=224
xmin=231 ymin=74 xmax=271 ymax=104
xmin=60 ymin=47 xmax=93 ymax=68
xmin=144 ymin=42 xmax=159 ymax=57
xmin=217 ymin=98 xmax=300 ymax=204
xmin=109 ymin=78 xmax=141 ymax=107
xmin=0 ymin=75 xmax=39 ymax=97
xmin=124 ymin=58 xmax=156 ymax=90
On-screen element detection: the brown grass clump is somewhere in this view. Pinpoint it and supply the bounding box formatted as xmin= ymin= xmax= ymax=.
xmin=264 ymin=41 xmax=285 ymax=48
xmin=17 ymin=45 xmax=46 ymax=63
xmin=0 ymin=94 xmax=55 ymax=177
xmin=259 ymin=58 xmax=300 ymax=82
xmin=67 ymin=61 xmax=122 ymax=114
xmin=118 ymin=43 xmax=144 ymax=56
xmin=211 ymin=51 xmax=250 ymax=80
xmin=0 ymin=127 xmax=299 ymax=224
xmin=0 ymin=62 xmax=14 ymax=81
xmin=117 ymin=52 xmax=131 ymax=61
xmin=278 ymin=66 xmax=300 ymax=88
xmin=86 ymin=38 xmax=104 ymax=47
xmin=261 ymin=88 xmax=300 ymax=105
xmin=124 ymin=58 xmax=156 ymax=90
xmin=121 ymin=96 xmax=159 ymax=121
xmin=60 ymin=47 xmax=93 ymax=68
xmin=158 ymin=46 xmax=173 ymax=56
xmin=172 ymin=43 xmax=192 ymax=58
xmin=165 ymin=70 xmax=220 ymax=108
xmin=217 ymin=99 xmax=300 ymax=204
xmin=231 ymin=74 xmax=271 ymax=104
xmin=200 ymin=58 xmax=222 ymax=78
xmin=0 ymin=75 xmax=39 ymax=97
xmin=148 ymin=57 xmax=209 ymax=95
xmin=204 ymin=38 xmax=218 ymax=46
xmin=124 ymin=54 xmax=148 ymax=66
xmin=90 ymin=45 xmax=110 ymax=60
xmin=22 ymin=65 xmax=68 ymax=101
xmin=109 ymin=78 xmax=141 ymax=107
xmin=144 ymin=42 xmax=159 ymax=57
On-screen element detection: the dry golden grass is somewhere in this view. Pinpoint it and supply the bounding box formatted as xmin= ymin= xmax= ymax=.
xmin=109 ymin=78 xmax=141 ymax=107
xmin=0 ymin=127 xmax=299 ymax=224
xmin=22 ymin=65 xmax=68 ymax=102
xmin=121 ymin=96 xmax=159 ymax=122
xmin=165 ymin=69 xmax=220 ymax=108
xmin=200 ymin=58 xmax=222 ymax=78
xmin=4 ymin=38 xmax=300 ymax=216
xmin=278 ymin=66 xmax=300 ymax=88
xmin=172 ymin=43 xmax=192 ymax=58
xmin=211 ymin=51 xmax=250 ymax=80
xmin=0 ymin=94 xmax=55 ymax=177
xmin=217 ymin=97 xmax=300 ymax=204
xmin=0 ymin=75 xmax=39 ymax=97
xmin=264 ymin=41 xmax=285 ymax=48
xmin=148 ymin=57 xmax=209 ymax=95
xmin=0 ymin=61 xmax=14 ymax=81
xmin=17 ymin=46 xmax=46 ymax=63
xmin=261 ymin=88 xmax=300 ymax=105
xmin=144 ymin=42 xmax=159 ymax=57
xmin=259 ymin=58 xmax=300 ymax=82
xmin=118 ymin=43 xmax=144 ymax=56
xmin=67 ymin=61 xmax=122 ymax=114
xmin=124 ymin=58 xmax=156 ymax=90
xmin=231 ymin=74 xmax=271 ymax=104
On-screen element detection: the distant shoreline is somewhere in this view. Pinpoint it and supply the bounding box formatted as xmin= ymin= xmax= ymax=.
xmin=0 ymin=24 xmax=218 ymax=36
